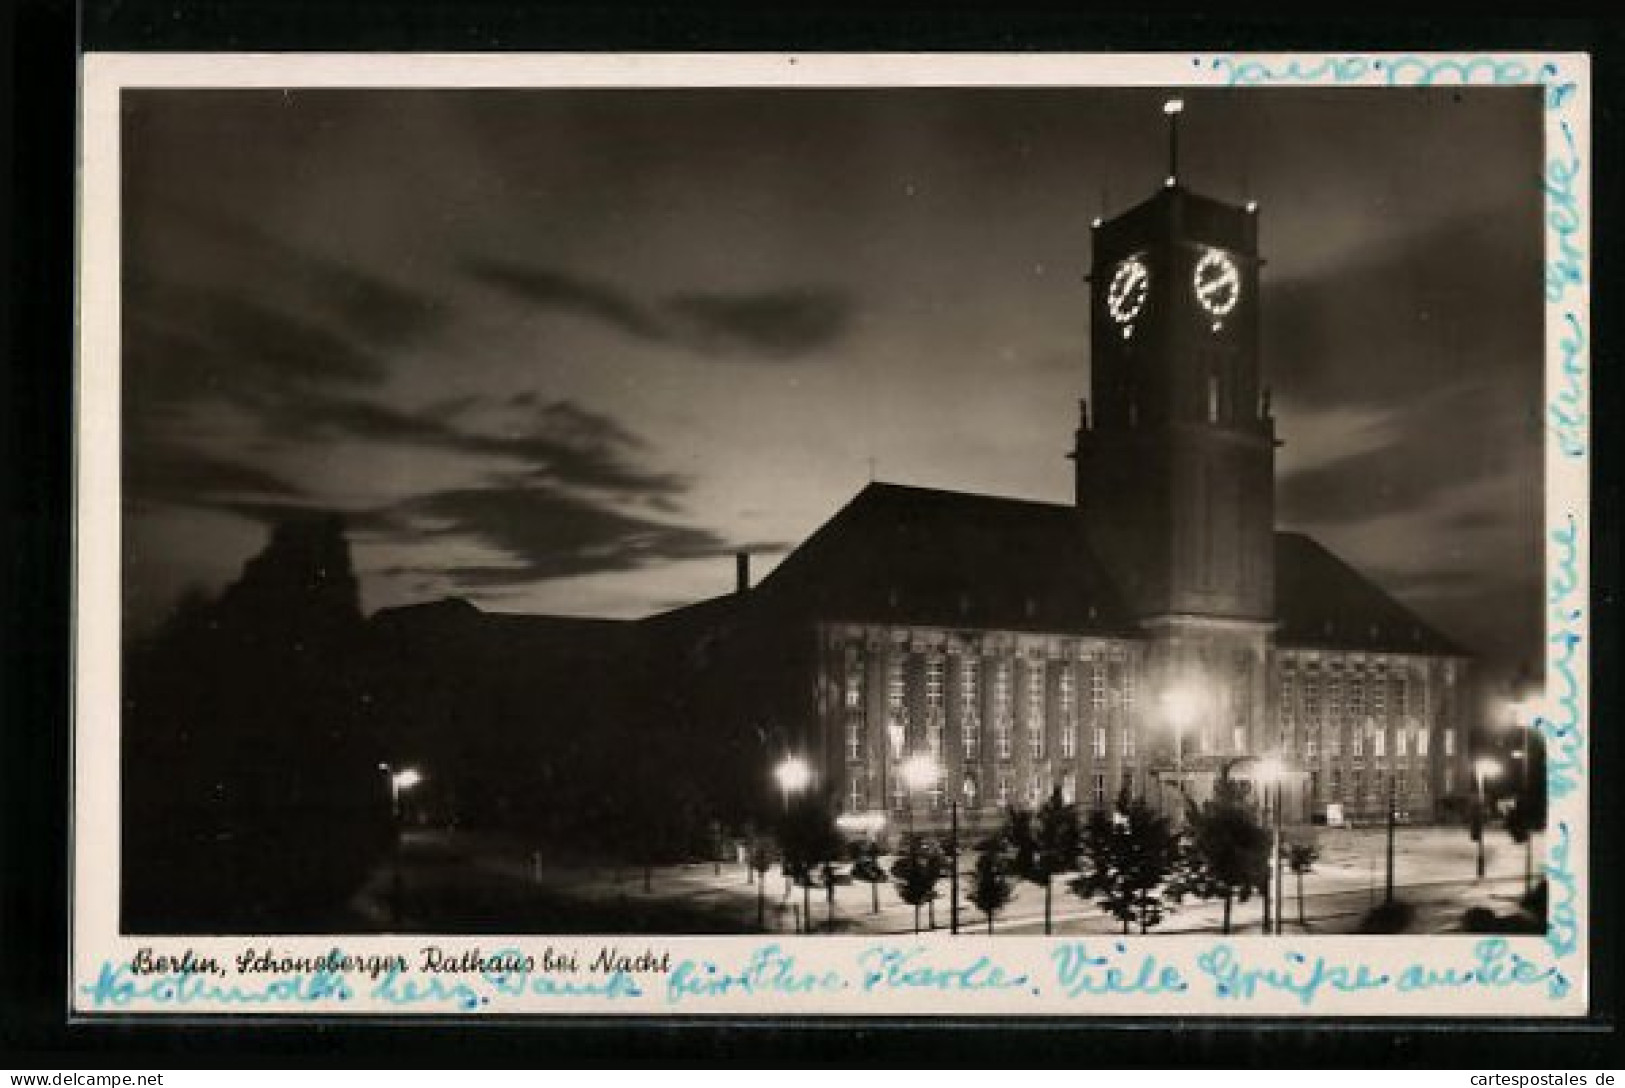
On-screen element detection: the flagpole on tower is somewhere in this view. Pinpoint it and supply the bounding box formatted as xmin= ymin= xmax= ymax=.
xmin=1163 ymin=97 xmax=1184 ymax=186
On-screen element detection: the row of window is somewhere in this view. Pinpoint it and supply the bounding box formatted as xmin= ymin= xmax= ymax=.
xmin=845 ymin=768 xmax=1138 ymax=812
xmin=850 ymin=654 xmax=1132 ymax=719
xmin=844 ymin=718 xmax=1138 ymax=764
xmin=1281 ymin=667 xmax=1431 ymax=722
xmin=1311 ymin=768 xmax=1430 ymax=800
xmin=1297 ymin=725 xmax=1454 ymax=760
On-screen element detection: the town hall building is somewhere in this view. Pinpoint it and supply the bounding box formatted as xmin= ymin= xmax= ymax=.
xmin=640 ymin=106 xmax=1475 ymax=834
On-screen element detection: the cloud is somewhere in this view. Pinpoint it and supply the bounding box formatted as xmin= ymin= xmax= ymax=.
xmin=1265 ymin=210 xmax=1541 ymax=413
xmin=398 ymin=483 xmax=786 ymax=587
xmin=124 ymin=443 xmax=305 ymax=509
xmin=1276 ymin=381 xmax=1530 ymax=528
xmin=665 ymin=289 xmax=852 ymax=358
xmin=254 ymin=391 xmax=689 ymax=501
xmin=465 ymin=259 xmax=853 ymax=360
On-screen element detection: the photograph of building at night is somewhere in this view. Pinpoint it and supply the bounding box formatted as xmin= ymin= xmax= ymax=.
xmin=117 ymin=84 xmax=1544 ymax=935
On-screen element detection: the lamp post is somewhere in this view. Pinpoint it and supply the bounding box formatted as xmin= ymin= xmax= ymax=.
xmin=898 ymin=753 xmax=941 ymax=932
xmin=899 ymin=752 xmax=939 ymax=838
xmin=1507 ymin=697 xmax=1537 ymax=894
xmin=1473 ymin=757 xmax=1501 ymax=880
xmin=772 ymin=755 xmax=812 ymax=930
xmin=774 ymin=755 xmax=812 ymax=814
xmin=1161 ymin=688 xmax=1197 ymax=820
xmin=379 ymin=763 xmax=423 ymax=928
xmin=1254 ymin=756 xmax=1285 ymax=936
xmin=949 ymin=773 xmax=976 ymax=935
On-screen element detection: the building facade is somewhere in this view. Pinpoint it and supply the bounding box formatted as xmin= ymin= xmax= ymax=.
xmin=677 ymin=166 xmax=1478 ymax=835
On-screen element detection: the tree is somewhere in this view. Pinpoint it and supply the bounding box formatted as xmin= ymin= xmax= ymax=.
xmin=889 ymin=834 xmax=944 ymax=933
xmin=1175 ymin=773 xmax=1271 ymax=935
xmin=1072 ymin=789 xmax=1181 ymax=934
xmin=777 ymin=796 xmax=844 ymax=933
xmin=1005 ymin=789 xmax=1081 ymax=935
xmin=747 ymin=834 xmax=776 ymax=930
xmin=967 ymin=836 xmax=1016 ymax=934
xmin=850 ymin=841 xmax=888 ymax=914
xmin=1285 ymin=841 xmax=1320 ymax=930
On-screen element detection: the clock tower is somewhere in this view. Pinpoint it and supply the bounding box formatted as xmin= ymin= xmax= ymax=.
xmin=1071 ymin=100 xmax=1277 ymax=767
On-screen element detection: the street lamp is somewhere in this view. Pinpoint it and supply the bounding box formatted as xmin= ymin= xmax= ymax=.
xmin=1161 ymin=687 xmax=1198 ymax=817
xmin=774 ymin=755 xmax=812 ymax=812
xmin=771 ymin=755 xmax=813 ymax=930
xmin=1254 ymin=756 xmax=1286 ymax=935
xmin=1506 ymin=696 xmax=1539 ymax=893
xmin=378 ymin=763 xmax=424 ymax=927
xmin=1473 ymin=756 xmax=1501 ymax=879
xmin=899 ymin=752 xmax=939 ymax=837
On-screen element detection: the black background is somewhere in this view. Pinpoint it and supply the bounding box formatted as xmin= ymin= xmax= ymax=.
xmin=3 ymin=3 xmax=1620 ymax=1068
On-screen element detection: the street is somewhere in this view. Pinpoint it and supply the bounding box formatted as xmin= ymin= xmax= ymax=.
xmin=348 ymin=823 xmax=1544 ymax=936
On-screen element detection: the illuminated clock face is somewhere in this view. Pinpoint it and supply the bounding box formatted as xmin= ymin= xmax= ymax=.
xmin=1193 ymin=249 xmax=1241 ymax=321
xmin=1107 ymin=256 xmax=1150 ymax=330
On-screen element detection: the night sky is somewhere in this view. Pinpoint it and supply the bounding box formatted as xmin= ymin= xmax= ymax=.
xmin=120 ymin=85 xmax=1545 ymax=671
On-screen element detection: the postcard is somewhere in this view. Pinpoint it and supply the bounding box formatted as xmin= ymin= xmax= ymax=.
xmin=73 ymin=51 xmax=1591 ymax=1017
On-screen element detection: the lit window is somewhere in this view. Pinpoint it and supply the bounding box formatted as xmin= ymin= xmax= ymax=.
xmin=960 ymin=656 xmax=980 ymax=712
xmin=1418 ymin=727 xmax=1429 ymax=757
xmin=1092 ymin=726 xmax=1107 ymax=759
xmin=1122 ymin=725 xmax=1136 ymax=760
xmin=994 ymin=660 xmax=1013 ymax=721
xmin=926 ymin=657 xmax=945 ymax=710
xmin=1373 ymin=727 xmax=1386 ymax=759
xmin=1306 ymin=729 xmax=1318 ymax=759
xmin=997 ymin=774 xmax=1012 ymax=806
xmin=849 ymin=776 xmax=865 ymax=812
xmin=1026 ymin=664 xmax=1045 ymax=725
xmin=1444 ymin=728 xmax=1456 ymax=756
xmin=996 ymin=723 xmax=1012 ymax=762
xmin=1062 ymin=772 xmax=1076 ymax=803
xmin=962 ymin=719 xmax=980 ymax=761
xmin=1059 ymin=666 xmax=1076 ymax=716
xmin=1030 ymin=724 xmax=1045 ymax=761
xmin=1061 ymin=724 xmax=1076 ymax=759
xmin=1232 ymin=726 xmax=1245 ymax=753
xmin=887 ymin=657 xmax=905 ymax=725
xmin=844 ymin=651 xmax=864 ymax=709
xmin=1090 ymin=664 xmax=1106 ymax=710
xmin=1123 ymin=667 xmax=1136 ymax=707
xmin=846 ymin=720 xmax=864 ymax=762
xmin=1396 ymin=728 xmax=1408 ymax=758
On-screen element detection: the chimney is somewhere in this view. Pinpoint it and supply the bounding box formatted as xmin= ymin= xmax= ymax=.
xmin=735 ymin=551 xmax=751 ymax=595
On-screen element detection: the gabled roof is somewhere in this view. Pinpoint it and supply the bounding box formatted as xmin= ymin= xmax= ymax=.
xmin=747 ymin=482 xmax=1138 ymax=635
xmin=640 ymin=486 xmax=1469 ymax=659
xmin=1274 ymin=532 xmax=1465 ymax=656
